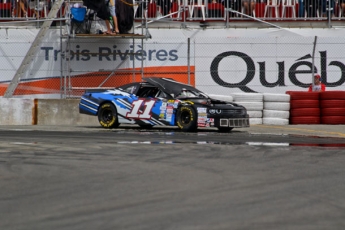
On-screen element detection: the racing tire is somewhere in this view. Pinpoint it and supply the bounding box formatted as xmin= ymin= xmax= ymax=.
xmin=234 ymin=101 xmax=264 ymax=111
xmin=290 ymin=116 xmax=321 ymax=124
xmin=231 ymin=93 xmax=263 ymax=102
xmin=321 ymin=108 xmax=345 ymax=116
xmin=263 ymin=110 xmax=290 ymax=119
xmin=264 ymin=102 xmax=290 ymax=111
xmin=249 ymin=118 xmax=263 ymax=125
xmin=263 ymin=93 xmax=290 ymax=102
xmin=320 ymin=91 xmax=345 ymax=100
xmin=290 ymin=108 xmax=320 ymax=117
xmin=320 ymin=100 xmax=345 ymax=108
xmin=247 ymin=110 xmax=262 ymax=118
xmin=321 ymin=116 xmax=345 ymax=124
xmin=290 ymin=100 xmax=319 ymax=109
xmin=218 ymin=127 xmax=234 ymax=132
xmin=98 ymin=103 xmax=120 ymax=129
xmin=263 ymin=118 xmax=289 ymax=125
xmin=176 ymin=106 xmax=197 ymax=132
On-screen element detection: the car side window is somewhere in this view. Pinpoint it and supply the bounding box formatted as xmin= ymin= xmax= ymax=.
xmin=137 ymin=87 xmax=159 ymax=98
xmin=121 ymin=85 xmax=137 ymax=94
xmin=156 ymin=90 xmax=168 ymax=98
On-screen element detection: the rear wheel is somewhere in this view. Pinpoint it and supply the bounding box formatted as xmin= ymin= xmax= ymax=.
xmin=176 ymin=106 xmax=197 ymax=131
xmin=98 ymin=103 xmax=119 ymax=129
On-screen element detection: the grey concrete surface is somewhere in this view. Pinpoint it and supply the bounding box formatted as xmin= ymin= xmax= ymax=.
xmin=238 ymin=124 xmax=345 ymax=139
xmin=0 ymin=124 xmax=344 ymax=138
xmin=1 ymin=129 xmax=345 ymax=230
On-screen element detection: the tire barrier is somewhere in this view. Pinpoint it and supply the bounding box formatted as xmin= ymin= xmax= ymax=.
xmin=319 ymin=91 xmax=345 ymax=124
xmin=262 ymin=93 xmax=290 ymax=125
xmin=286 ymin=91 xmax=320 ymax=125
xmin=231 ymin=93 xmax=263 ymax=125
xmin=236 ymin=91 xmax=345 ymax=125
xmin=286 ymin=90 xmax=345 ymax=125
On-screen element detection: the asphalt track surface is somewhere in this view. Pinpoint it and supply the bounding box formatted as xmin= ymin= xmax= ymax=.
xmin=1 ymin=125 xmax=345 ymax=230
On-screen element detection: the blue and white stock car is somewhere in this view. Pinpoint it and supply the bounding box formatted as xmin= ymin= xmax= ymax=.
xmin=79 ymin=77 xmax=250 ymax=132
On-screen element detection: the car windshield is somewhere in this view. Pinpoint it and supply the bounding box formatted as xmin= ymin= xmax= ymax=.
xmin=177 ymin=89 xmax=208 ymax=98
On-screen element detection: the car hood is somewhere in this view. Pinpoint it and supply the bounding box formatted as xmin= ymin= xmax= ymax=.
xmin=143 ymin=77 xmax=204 ymax=98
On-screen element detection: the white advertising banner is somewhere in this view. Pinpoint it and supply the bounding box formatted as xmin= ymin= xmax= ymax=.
xmin=195 ymin=36 xmax=345 ymax=94
xmin=0 ymin=27 xmax=345 ymax=96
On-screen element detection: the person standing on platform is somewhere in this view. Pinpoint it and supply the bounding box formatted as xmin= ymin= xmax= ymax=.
xmin=308 ymin=74 xmax=326 ymax=92
xmin=12 ymin=0 xmax=28 ymax=18
xmin=105 ymin=0 xmax=120 ymax=34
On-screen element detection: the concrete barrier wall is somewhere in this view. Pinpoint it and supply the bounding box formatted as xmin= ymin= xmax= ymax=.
xmin=0 ymin=98 xmax=99 ymax=126
xmin=36 ymin=99 xmax=99 ymax=126
xmin=0 ymin=98 xmax=35 ymax=125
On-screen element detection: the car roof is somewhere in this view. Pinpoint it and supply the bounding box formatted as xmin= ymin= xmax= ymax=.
xmin=143 ymin=77 xmax=202 ymax=97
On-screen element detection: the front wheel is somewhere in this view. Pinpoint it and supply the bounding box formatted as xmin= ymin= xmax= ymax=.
xmin=176 ymin=106 xmax=197 ymax=132
xmin=98 ymin=103 xmax=120 ymax=129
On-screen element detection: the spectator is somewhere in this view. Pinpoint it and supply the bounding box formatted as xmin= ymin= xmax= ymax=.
xmin=305 ymin=0 xmax=318 ymax=17
xmin=105 ymin=0 xmax=119 ymax=34
xmin=320 ymin=0 xmax=335 ymax=18
xmin=339 ymin=0 xmax=345 ymax=16
xmin=13 ymin=0 xmax=28 ymax=17
xmin=298 ymin=0 xmax=305 ymax=17
xmin=308 ymin=74 xmax=326 ymax=92
xmin=156 ymin=0 xmax=171 ymax=16
xmin=241 ymin=0 xmax=255 ymax=16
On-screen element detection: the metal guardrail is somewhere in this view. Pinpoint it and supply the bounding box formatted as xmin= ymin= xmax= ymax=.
xmin=0 ymin=0 xmax=343 ymax=22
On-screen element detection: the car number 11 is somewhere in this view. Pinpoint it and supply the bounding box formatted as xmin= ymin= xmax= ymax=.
xmin=126 ymin=99 xmax=156 ymax=119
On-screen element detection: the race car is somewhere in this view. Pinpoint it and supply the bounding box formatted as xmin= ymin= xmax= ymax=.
xmin=79 ymin=77 xmax=250 ymax=132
